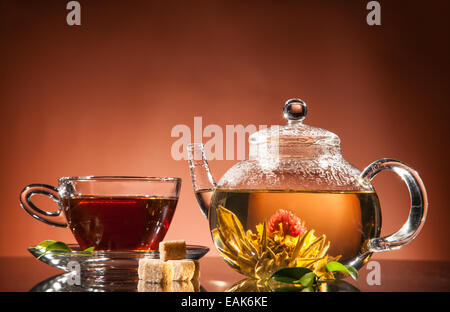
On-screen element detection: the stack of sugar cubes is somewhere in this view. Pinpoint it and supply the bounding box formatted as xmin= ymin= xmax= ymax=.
xmin=138 ymin=240 xmax=200 ymax=292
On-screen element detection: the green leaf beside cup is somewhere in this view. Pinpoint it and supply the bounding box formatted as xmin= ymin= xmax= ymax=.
xmin=32 ymin=240 xmax=94 ymax=259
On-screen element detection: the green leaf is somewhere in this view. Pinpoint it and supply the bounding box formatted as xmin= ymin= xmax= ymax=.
xmin=298 ymin=272 xmax=316 ymax=287
xmin=45 ymin=241 xmax=72 ymax=252
xmin=301 ymin=286 xmax=315 ymax=292
xmin=325 ymin=262 xmax=358 ymax=280
xmin=31 ymin=240 xmax=95 ymax=258
xmin=33 ymin=240 xmax=71 ymax=259
xmin=271 ymin=286 xmax=304 ymax=292
xmin=269 ymin=267 xmax=313 ymax=284
xmin=345 ymin=265 xmax=358 ymax=280
xmin=271 ymin=276 xmax=299 ymax=284
xmin=33 ymin=240 xmax=57 ymax=252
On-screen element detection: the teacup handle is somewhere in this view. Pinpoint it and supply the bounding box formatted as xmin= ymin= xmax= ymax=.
xmin=360 ymin=158 xmax=428 ymax=252
xmin=19 ymin=184 xmax=67 ymax=228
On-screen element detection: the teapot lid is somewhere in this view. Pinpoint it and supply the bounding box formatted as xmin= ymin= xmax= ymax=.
xmin=249 ymin=99 xmax=340 ymax=158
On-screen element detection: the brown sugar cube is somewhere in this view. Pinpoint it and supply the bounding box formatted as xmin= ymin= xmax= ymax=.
xmin=138 ymin=258 xmax=173 ymax=283
xmin=172 ymin=281 xmax=195 ymax=292
xmin=192 ymin=260 xmax=200 ymax=280
xmin=167 ymin=259 xmax=196 ymax=281
xmin=159 ymin=240 xmax=187 ymax=261
xmin=138 ymin=280 xmax=198 ymax=292
xmin=137 ymin=280 xmax=173 ymax=292
xmin=191 ymin=278 xmax=200 ymax=292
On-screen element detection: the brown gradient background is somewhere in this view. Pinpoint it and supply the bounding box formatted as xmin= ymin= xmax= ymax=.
xmin=0 ymin=0 xmax=449 ymax=260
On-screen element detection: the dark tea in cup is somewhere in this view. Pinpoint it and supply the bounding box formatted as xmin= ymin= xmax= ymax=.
xmin=63 ymin=196 xmax=178 ymax=250
xmin=20 ymin=176 xmax=181 ymax=251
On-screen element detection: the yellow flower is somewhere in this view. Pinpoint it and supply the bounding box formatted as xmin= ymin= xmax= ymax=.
xmin=213 ymin=206 xmax=341 ymax=280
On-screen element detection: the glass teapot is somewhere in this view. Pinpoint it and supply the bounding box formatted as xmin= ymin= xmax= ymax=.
xmin=188 ymin=99 xmax=427 ymax=279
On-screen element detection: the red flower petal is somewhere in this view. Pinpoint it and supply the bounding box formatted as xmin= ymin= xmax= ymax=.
xmin=268 ymin=209 xmax=307 ymax=237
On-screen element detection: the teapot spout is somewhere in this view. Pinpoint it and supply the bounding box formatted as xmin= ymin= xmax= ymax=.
xmin=187 ymin=143 xmax=216 ymax=219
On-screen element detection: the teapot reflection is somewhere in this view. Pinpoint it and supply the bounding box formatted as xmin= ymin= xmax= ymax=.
xmin=227 ymin=278 xmax=360 ymax=292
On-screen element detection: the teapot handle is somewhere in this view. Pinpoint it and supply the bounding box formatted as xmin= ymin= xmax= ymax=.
xmin=360 ymin=158 xmax=428 ymax=252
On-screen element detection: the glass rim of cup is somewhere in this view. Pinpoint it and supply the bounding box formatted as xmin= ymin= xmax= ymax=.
xmin=58 ymin=176 xmax=182 ymax=183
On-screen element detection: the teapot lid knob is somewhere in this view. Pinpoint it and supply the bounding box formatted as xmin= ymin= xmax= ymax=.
xmin=283 ymin=99 xmax=307 ymax=122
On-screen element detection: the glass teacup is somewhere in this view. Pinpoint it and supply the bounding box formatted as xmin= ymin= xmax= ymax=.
xmin=20 ymin=176 xmax=181 ymax=251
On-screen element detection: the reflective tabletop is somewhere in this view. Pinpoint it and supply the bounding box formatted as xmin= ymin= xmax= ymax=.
xmin=0 ymin=256 xmax=449 ymax=292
